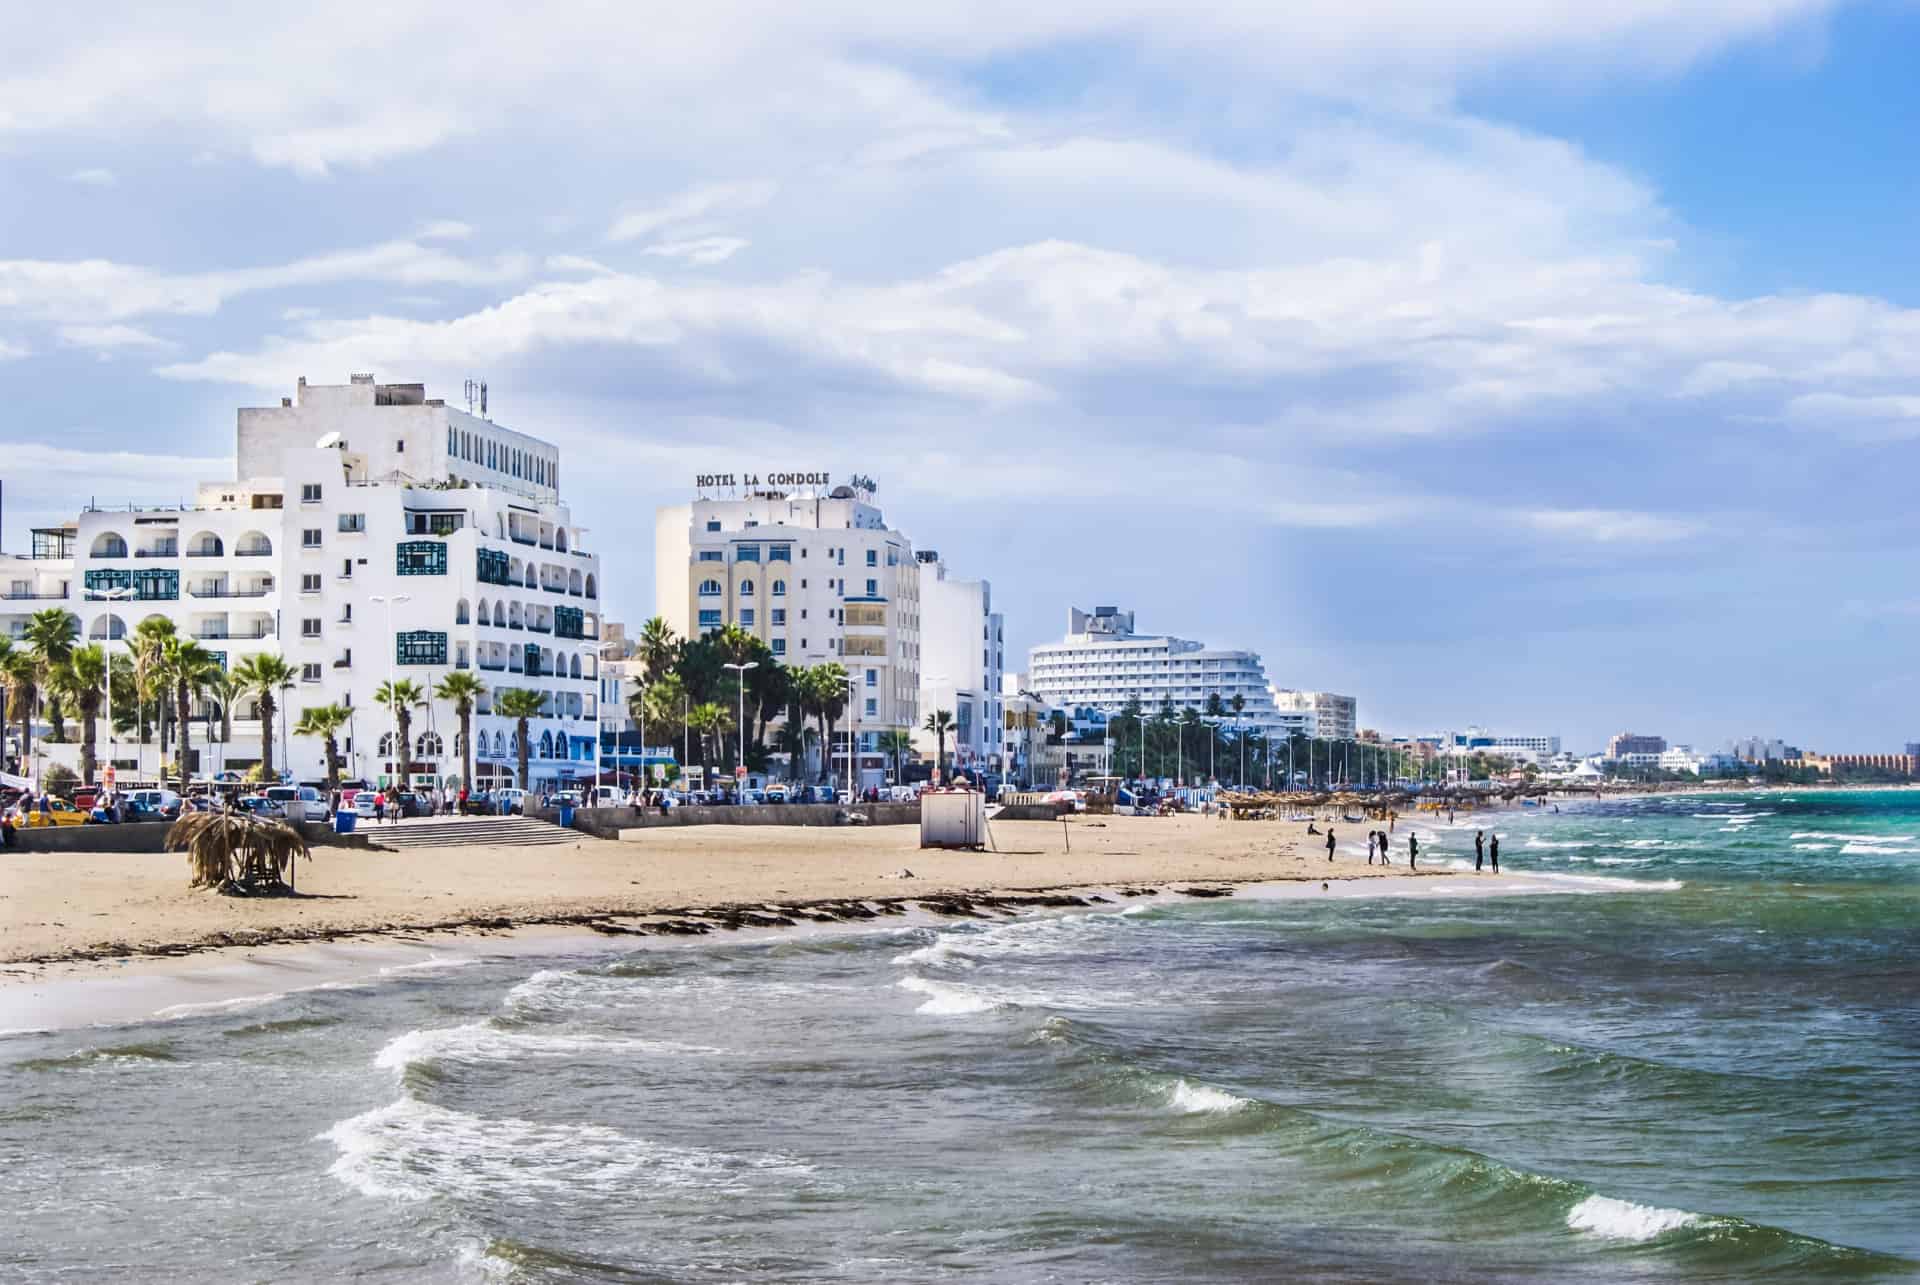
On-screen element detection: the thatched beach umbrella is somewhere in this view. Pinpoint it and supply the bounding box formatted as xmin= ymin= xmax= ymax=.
xmin=167 ymin=811 xmax=311 ymax=895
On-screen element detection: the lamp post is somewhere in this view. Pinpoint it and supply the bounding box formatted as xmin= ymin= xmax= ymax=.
xmin=92 ymin=586 xmax=134 ymax=790
xmin=843 ymin=673 xmax=859 ymax=801
xmin=722 ymin=661 xmax=758 ymax=796
xmin=368 ymin=593 xmax=411 ymax=789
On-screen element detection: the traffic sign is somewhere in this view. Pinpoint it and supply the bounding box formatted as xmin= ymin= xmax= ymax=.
xmin=734 ymin=765 xmax=748 ymax=779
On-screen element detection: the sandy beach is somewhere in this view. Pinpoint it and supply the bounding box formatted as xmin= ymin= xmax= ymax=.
xmin=1 ymin=814 xmax=1461 ymax=972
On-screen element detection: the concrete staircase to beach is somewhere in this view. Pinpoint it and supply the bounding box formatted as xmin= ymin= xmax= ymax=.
xmin=365 ymin=815 xmax=580 ymax=851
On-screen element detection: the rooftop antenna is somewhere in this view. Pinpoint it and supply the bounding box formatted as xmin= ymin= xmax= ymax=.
xmin=479 ymin=381 xmax=488 ymax=418
xmin=463 ymin=379 xmax=477 ymax=413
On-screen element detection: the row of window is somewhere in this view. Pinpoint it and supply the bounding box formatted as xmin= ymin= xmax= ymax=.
xmin=449 ymin=426 xmax=556 ymax=488
xmin=696 ymin=576 xmax=881 ymax=598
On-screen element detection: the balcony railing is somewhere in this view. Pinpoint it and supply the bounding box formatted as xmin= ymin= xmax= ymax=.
xmin=478 ymin=661 xmax=506 ymax=672
xmin=195 ymin=630 xmax=232 ymax=640
xmin=508 ymin=533 xmax=537 ymax=546
xmin=184 ymin=546 xmax=224 ymax=558
xmin=189 ymin=586 xmax=271 ymax=599
xmin=455 ymin=659 xmax=471 ymax=670
xmin=234 ymin=546 xmax=274 ymax=558
xmin=527 ymin=621 xmax=551 ymax=634
xmin=1 ymin=591 xmax=68 ymax=601
xmin=134 ymin=549 xmax=179 ymax=559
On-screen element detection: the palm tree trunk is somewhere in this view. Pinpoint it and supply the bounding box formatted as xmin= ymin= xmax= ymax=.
xmin=81 ymin=702 xmax=98 ymax=785
xmin=260 ymin=695 xmax=275 ymax=779
xmin=460 ymin=708 xmax=473 ymax=791
xmin=20 ymin=683 xmax=35 ymax=779
xmin=176 ymin=680 xmax=192 ymax=785
xmin=516 ymin=719 xmax=530 ymax=789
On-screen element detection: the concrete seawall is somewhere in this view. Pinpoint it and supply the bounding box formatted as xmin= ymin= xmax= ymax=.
xmin=530 ymin=801 xmax=921 ymax=839
xmin=12 ymin=819 xmax=380 ymax=854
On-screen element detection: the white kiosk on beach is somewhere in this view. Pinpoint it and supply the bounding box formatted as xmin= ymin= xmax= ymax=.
xmin=920 ymin=789 xmax=988 ymax=849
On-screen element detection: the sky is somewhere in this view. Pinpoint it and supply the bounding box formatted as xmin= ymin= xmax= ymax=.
xmin=2 ymin=1 xmax=1917 ymax=754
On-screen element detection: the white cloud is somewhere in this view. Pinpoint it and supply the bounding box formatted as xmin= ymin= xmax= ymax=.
xmin=66 ymin=167 xmax=116 ymax=187
xmin=0 ymin=239 xmax=530 ymax=323
xmin=642 ymin=237 xmax=750 ymax=265
xmin=608 ymin=181 xmax=777 ymax=243
xmin=1521 ymin=508 xmax=1703 ymax=544
xmin=56 ymin=323 xmax=170 ymax=349
xmin=1784 ymin=391 xmax=1920 ymax=440
xmin=416 ymin=219 xmax=473 ymax=241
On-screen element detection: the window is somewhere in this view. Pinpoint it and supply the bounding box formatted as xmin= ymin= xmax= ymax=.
xmin=698 ymin=550 xmax=724 ymax=562
xmin=302 ymin=529 xmax=322 ymax=548
xmin=698 ymin=609 xmax=721 ymax=629
xmin=772 ymin=638 xmax=786 ymax=656
xmin=866 ymin=668 xmax=877 ymax=687
xmin=865 ymin=698 xmax=877 ymax=717
xmin=736 ymin=544 xmax=760 ymax=562
xmin=397 ymin=630 xmax=448 ymax=666
xmin=340 ymin=558 xmax=353 ymax=579
xmin=396 ymin=541 xmax=448 ymax=576
xmin=300 ymin=483 xmax=322 ymax=503
xmin=866 ymin=579 xmax=878 ymax=596
xmin=771 ymin=608 xmax=785 ymax=626
xmin=301 ymin=573 xmax=321 ymax=593
xmin=338 ymin=513 xmax=365 ymax=533
xmin=302 ymin=618 xmax=321 ymax=637
xmin=865 ymin=549 xmax=877 ymax=567
xmin=769 ymin=545 xmax=791 ymax=562
xmin=740 ymin=609 xmax=755 ymax=627
xmin=771 ymin=579 xmax=786 ymax=596
xmin=705 ymin=520 xmax=722 ymax=532
xmin=301 ymin=663 xmax=322 ymax=683
xmin=739 ymin=580 xmax=754 ymax=596
xmin=477 ymin=548 xmax=511 ymax=585
xmin=698 ymin=579 xmax=722 ymax=597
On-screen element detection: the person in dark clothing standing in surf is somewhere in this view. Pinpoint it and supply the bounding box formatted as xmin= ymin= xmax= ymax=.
xmin=1408 ymin=832 xmax=1419 ymax=870
xmin=1326 ymin=828 xmax=1337 ymax=862
xmin=1475 ymin=830 xmax=1485 ymax=871
xmin=1490 ymin=833 xmax=1500 ymax=872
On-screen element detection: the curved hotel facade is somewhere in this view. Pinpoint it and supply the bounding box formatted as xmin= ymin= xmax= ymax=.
xmin=1026 ymin=606 xmax=1300 ymax=739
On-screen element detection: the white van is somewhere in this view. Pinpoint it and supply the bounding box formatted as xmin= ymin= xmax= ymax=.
xmin=265 ymin=785 xmax=328 ymax=822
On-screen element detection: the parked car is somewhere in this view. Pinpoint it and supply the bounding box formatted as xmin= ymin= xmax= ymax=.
xmin=351 ymin=793 xmax=382 ymax=819
xmin=494 ymin=788 xmax=527 ymax=815
xmin=265 ymin=785 xmax=329 ymax=823
xmin=127 ymin=788 xmax=183 ymax=819
xmin=16 ymin=798 xmax=91 ymax=827
xmin=236 ymin=794 xmax=287 ymax=820
xmin=460 ymin=790 xmax=494 ymax=815
xmin=552 ymin=789 xmax=584 ymax=808
xmin=395 ymin=791 xmax=434 ymax=818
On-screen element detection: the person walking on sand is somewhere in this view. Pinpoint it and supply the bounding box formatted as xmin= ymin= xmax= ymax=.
xmin=1475 ymin=830 xmax=1485 ymax=871
xmin=1490 ymin=833 xmax=1500 ymax=872
xmin=1408 ymin=832 xmax=1419 ymax=870
xmin=1327 ymin=827 xmax=1337 ymax=862
xmin=1366 ymin=831 xmax=1376 ymax=864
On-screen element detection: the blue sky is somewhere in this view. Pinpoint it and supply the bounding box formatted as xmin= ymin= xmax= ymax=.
xmin=2 ymin=1 xmax=1917 ymax=753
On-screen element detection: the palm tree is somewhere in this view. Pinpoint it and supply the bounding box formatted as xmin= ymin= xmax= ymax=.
xmin=1230 ymin=694 xmax=1247 ymax=785
xmin=130 ymin=616 xmax=177 ymax=767
xmin=66 ymin=644 xmax=109 ymax=785
xmin=293 ymin=704 xmax=350 ymax=792
xmin=876 ymin=728 xmax=914 ymax=784
xmin=232 ymin=653 xmax=296 ymax=781
xmin=23 ymin=608 xmax=78 ymax=744
xmin=3 ymin=644 xmax=38 ymax=777
xmin=373 ymin=678 xmax=427 ymax=785
xmin=434 ymin=671 xmax=488 ymax=792
xmin=495 ymin=688 xmax=546 ymax=790
xmin=809 ymin=663 xmax=848 ymax=783
xmin=775 ymin=720 xmax=817 ymax=781
xmin=923 ymin=709 xmax=956 ymax=779
xmin=0 ymin=637 xmax=12 ymax=769
xmin=636 ymin=671 xmax=687 ymax=765
xmin=207 ymin=669 xmax=246 ymax=772
xmin=638 ymin=616 xmax=679 ymax=683
xmin=685 ymin=701 xmax=733 ymax=788
xmin=158 ymin=636 xmax=219 ymax=787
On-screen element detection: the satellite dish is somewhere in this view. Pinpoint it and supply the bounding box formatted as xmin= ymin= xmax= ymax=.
xmin=316 ymin=432 xmax=343 ymax=449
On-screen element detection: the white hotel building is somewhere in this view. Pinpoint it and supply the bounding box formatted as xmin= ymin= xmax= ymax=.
xmin=1026 ymin=606 xmax=1298 ymax=740
xmin=912 ymin=551 xmax=1004 ymax=776
xmin=1 ymin=374 xmax=604 ymax=790
xmin=654 ymin=480 xmax=920 ymax=782
xmin=1270 ymin=690 xmax=1359 ymax=742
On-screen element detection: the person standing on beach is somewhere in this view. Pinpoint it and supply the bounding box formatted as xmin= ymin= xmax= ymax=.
xmin=1326 ymin=828 xmax=1337 ymax=862
xmin=1366 ymin=831 xmax=1376 ymax=864
xmin=1408 ymin=833 xmax=1419 ymax=870
xmin=1475 ymin=830 xmax=1485 ymax=871
xmin=1490 ymin=833 xmax=1500 ymax=872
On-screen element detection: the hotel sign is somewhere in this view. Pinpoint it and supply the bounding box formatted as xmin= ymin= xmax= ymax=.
xmin=695 ymin=471 xmax=833 ymax=489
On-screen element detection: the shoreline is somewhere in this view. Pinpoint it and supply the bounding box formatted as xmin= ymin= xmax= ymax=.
xmin=0 ymin=869 xmax=1586 ymax=1035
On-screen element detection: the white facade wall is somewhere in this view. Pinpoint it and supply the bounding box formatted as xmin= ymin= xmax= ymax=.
xmin=914 ymin=554 xmax=1003 ymax=774
xmin=1271 ymin=690 xmax=1358 ymax=741
xmin=3 ymin=375 xmax=603 ymax=791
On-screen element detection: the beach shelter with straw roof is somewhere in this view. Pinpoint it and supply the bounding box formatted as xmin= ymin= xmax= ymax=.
xmin=167 ymin=811 xmax=311 ymax=895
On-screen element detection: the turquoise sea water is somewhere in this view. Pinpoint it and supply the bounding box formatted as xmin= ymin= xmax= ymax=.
xmin=3 ymin=789 xmax=1916 ymax=1281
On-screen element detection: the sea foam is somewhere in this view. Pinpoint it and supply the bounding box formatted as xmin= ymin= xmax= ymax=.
xmin=895 ymin=975 xmax=999 ymax=1015
xmin=1164 ymin=1079 xmax=1250 ymax=1115
xmin=375 ymin=1022 xmax=720 ymax=1073
xmin=1566 ymin=1193 xmax=1699 ymax=1241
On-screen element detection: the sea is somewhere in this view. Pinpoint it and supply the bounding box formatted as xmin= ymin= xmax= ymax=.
xmin=3 ymin=789 xmax=1917 ymax=1282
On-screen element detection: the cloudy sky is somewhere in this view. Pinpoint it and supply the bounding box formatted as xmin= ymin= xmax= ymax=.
xmin=3 ymin=1 xmax=1917 ymax=753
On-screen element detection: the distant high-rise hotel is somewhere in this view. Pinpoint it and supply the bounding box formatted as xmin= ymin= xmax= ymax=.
xmin=1607 ymin=732 xmax=1668 ymax=759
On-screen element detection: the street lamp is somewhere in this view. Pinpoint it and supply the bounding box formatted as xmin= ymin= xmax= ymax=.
xmin=91 ymin=585 xmax=134 ymax=790
xmin=843 ymin=672 xmax=859 ymax=802
xmin=722 ymin=661 xmax=758 ymax=795
xmin=369 ymin=593 xmax=411 ymax=789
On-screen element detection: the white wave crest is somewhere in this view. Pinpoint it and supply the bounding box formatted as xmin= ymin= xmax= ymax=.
xmin=1566 ymin=1193 xmax=1699 ymax=1241
xmin=319 ymin=1098 xmax=809 ymax=1203
xmin=151 ymin=992 xmax=288 ymax=1021
xmin=1525 ymin=872 xmax=1684 ymax=894
xmin=1523 ymin=838 xmax=1585 ymax=849
xmin=1165 ymin=1079 xmax=1250 ymax=1115
xmin=1841 ymin=842 xmax=1919 ymax=855
xmin=1790 ymin=831 xmax=1914 ymax=843
xmin=895 ymin=975 xmax=999 ymax=1016
xmin=374 ymin=1022 xmax=719 ymax=1073
xmin=889 ymin=937 xmax=976 ymax=969
xmin=1792 ymin=843 xmax=1833 ymax=851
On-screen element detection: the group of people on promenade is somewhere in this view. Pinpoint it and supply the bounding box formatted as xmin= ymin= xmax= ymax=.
xmin=1318 ymin=825 xmax=1499 ymax=871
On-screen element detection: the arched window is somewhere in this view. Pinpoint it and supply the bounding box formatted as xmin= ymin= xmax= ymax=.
xmin=569 ymin=654 xmax=581 ymax=679
xmin=509 ymin=602 xmax=522 ymax=626
xmin=456 ymin=598 xmax=470 ymax=625
xmin=698 ymin=579 xmax=722 ymax=597
xmin=739 ymin=579 xmax=755 ymax=596
xmin=416 ymin=731 xmax=443 ymax=758
xmin=493 ymin=602 xmax=506 ymax=627
xmin=378 ymin=732 xmax=396 ymax=756
xmin=476 ymin=598 xmax=488 ymax=623
xmin=493 ymin=731 xmax=507 ymax=757
xmin=90 ymin=531 xmax=129 ymax=558
xmin=568 ymin=569 xmax=582 ymax=594
xmin=89 ymin=613 xmax=127 ymax=641
xmin=557 ymin=528 xmax=568 ymax=552
xmin=584 ymin=574 xmax=596 ymax=599
xmin=538 ymin=730 xmax=554 ymax=758
xmin=771 ymin=579 xmax=786 ymax=597
xmin=524 ymin=566 xmax=537 ymax=588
